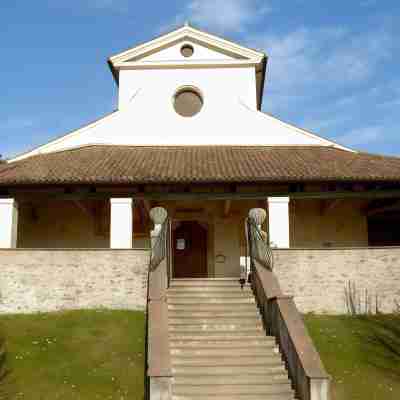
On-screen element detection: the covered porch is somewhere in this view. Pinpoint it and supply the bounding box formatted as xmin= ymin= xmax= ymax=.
xmin=2 ymin=144 xmax=400 ymax=280
xmin=2 ymin=187 xmax=400 ymax=279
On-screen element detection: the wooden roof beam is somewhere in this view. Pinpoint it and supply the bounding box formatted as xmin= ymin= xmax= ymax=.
xmin=319 ymin=199 xmax=343 ymax=216
xmin=366 ymin=200 xmax=400 ymax=217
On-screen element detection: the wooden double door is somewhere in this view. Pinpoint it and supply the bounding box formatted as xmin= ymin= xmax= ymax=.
xmin=172 ymin=221 xmax=208 ymax=278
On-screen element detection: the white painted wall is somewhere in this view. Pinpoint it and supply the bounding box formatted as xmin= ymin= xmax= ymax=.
xmin=268 ymin=197 xmax=290 ymax=248
xmin=10 ymin=29 xmax=349 ymax=162
xmin=118 ymin=66 xmax=257 ymax=110
xmin=110 ymin=198 xmax=133 ymax=249
xmin=11 ymin=68 xmax=340 ymax=161
xmin=0 ymin=199 xmax=18 ymax=248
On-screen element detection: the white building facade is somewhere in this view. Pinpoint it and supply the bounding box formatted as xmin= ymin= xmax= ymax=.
xmin=1 ymin=25 xmax=400 ymax=280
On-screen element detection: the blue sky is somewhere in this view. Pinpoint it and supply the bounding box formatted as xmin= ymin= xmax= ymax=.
xmin=1 ymin=0 xmax=399 ymax=159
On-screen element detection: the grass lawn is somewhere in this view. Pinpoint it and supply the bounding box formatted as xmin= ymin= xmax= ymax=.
xmin=0 ymin=310 xmax=145 ymax=400
xmin=304 ymin=314 xmax=400 ymax=400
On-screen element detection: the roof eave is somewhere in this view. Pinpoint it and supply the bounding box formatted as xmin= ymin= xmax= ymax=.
xmin=109 ymin=25 xmax=265 ymax=64
xmin=108 ymin=58 xmax=119 ymax=86
xmin=257 ymin=55 xmax=267 ymax=111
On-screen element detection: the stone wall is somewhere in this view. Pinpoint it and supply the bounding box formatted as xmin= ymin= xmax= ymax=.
xmin=273 ymin=248 xmax=400 ymax=314
xmin=0 ymin=249 xmax=150 ymax=314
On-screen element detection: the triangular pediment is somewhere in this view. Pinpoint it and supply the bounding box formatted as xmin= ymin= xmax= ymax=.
xmin=109 ymin=25 xmax=265 ymax=67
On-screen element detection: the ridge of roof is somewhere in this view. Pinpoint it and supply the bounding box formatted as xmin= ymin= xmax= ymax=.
xmin=6 ymin=143 xmax=337 ymax=163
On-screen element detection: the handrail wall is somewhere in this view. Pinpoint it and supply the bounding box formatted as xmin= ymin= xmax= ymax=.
xmin=246 ymin=217 xmax=273 ymax=271
xmin=247 ymin=214 xmax=330 ymax=400
xmin=252 ymin=261 xmax=330 ymax=400
xmin=251 ymin=261 xmax=330 ymax=400
xmin=147 ymin=216 xmax=172 ymax=399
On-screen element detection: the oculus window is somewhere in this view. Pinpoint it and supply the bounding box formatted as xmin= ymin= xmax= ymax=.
xmin=173 ymin=87 xmax=203 ymax=117
xmin=180 ymin=44 xmax=194 ymax=57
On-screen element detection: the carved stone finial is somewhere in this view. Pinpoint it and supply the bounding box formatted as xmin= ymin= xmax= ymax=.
xmin=248 ymin=208 xmax=267 ymax=226
xmin=149 ymin=207 xmax=168 ymax=225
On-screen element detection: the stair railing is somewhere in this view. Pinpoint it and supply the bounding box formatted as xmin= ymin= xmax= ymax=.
xmin=246 ymin=216 xmax=273 ymax=274
xmin=147 ymin=207 xmax=172 ymax=400
xmin=150 ymin=216 xmax=171 ymax=281
xmin=246 ymin=208 xmax=330 ymax=400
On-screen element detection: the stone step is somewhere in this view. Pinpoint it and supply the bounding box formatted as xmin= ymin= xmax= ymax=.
xmin=170 ymin=278 xmax=240 ymax=286
xmin=170 ymin=332 xmax=267 ymax=341
xmin=169 ymin=322 xmax=263 ymax=332
xmin=172 ymin=364 xmax=286 ymax=376
xmin=169 ymin=328 xmax=264 ymax=338
xmin=168 ymin=303 xmax=257 ymax=311
xmin=170 ymin=281 xmax=250 ymax=286
xmin=168 ymin=286 xmax=252 ymax=293
xmin=170 ymin=338 xmax=276 ymax=348
xmin=173 ymin=374 xmax=289 ymax=385
xmin=171 ymin=355 xmax=282 ymax=367
xmin=173 ymin=383 xmax=293 ymax=395
xmin=168 ymin=309 xmax=259 ymax=318
xmin=169 ymin=317 xmax=261 ymax=325
xmin=171 ymin=347 xmax=278 ymax=357
xmin=168 ymin=290 xmax=254 ymax=298
xmin=168 ymin=297 xmax=255 ymax=304
xmin=172 ymin=394 xmax=294 ymax=400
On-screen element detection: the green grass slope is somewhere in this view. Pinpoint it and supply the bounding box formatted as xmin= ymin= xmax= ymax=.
xmin=0 ymin=310 xmax=145 ymax=400
xmin=304 ymin=315 xmax=400 ymax=400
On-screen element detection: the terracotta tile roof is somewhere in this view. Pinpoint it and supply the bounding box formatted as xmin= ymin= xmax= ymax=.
xmin=1 ymin=145 xmax=400 ymax=186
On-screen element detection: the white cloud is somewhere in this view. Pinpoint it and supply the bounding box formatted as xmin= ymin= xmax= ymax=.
xmin=168 ymin=0 xmax=269 ymax=33
xmin=248 ymin=24 xmax=397 ymax=129
xmin=245 ymin=20 xmax=400 ymax=153
xmin=254 ymin=26 xmax=392 ymax=96
xmin=336 ymin=126 xmax=383 ymax=147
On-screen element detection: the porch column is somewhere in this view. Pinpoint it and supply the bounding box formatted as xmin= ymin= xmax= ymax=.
xmin=267 ymin=197 xmax=290 ymax=248
xmin=0 ymin=198 xmax=19 ymax=248
xmin=110 ymin=198 xmax=133 ymax=248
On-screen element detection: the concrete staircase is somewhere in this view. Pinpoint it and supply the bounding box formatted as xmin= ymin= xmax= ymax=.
xmin=167 ymin=278 xmax=296 ymax=400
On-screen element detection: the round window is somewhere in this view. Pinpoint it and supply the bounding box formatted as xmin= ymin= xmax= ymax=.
xmin=180 ymin=44 xmax=194 ymax=58
xmin=173 ymin=88 xmax=203 ymax=117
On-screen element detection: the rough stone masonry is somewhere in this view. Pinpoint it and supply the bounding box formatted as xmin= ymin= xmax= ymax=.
xmin=0 ymin=249 xmax=150 ymax=313
xmin=273 ymin=248 xmax=400 ymax=314
xmin=1 ymin=248 xmax=400 ymax=315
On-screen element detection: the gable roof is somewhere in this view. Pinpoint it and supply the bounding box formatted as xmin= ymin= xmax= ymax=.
xmin=2 ymin=145 xmax=400 ymax=187
xmin=109 ymin=24 xmax=265 ymax=66
xmin=108 ymin=24 xmax=267 ymax=109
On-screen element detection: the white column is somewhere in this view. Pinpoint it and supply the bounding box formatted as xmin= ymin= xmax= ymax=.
xmin=267 ymin=197 xmax=290 ymax=248
xmin=0 ymin=199 xmax=19 ymax=248
xmin=110 ymin=198 xmax=133 ymax=249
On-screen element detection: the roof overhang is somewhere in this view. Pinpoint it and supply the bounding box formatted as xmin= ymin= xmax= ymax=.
xmin=3 ymin=145 xmax=400 ymax=187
